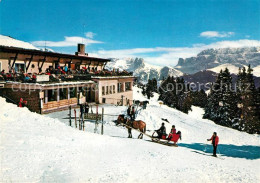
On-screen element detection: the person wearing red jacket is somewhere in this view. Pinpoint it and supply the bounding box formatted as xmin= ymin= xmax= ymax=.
xmin=18 ymin=98 xmax=27 ymax=107
xmin=167 ymin=125 xmax=176 ymax=140
xmin=207 ymin=132 xmax=219 ymax=157
xmin=170 ymin=125 xmax=176 ymax=134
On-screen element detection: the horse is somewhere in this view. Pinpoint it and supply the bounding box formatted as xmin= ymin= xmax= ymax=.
xmin=116 ymin=115 xmax=146 ymax=139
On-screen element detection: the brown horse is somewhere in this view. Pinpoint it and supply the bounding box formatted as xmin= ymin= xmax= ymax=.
xmin=117 ymin=115 xmax=146 ymax=139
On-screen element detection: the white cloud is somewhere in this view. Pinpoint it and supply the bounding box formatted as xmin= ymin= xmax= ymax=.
xmin=32 ymin=34 xmax=102 ymax=47
xmin=89 ymin=39 xmax=260 ymax=66
xmin=200 ymin=31 xmax=234 ymax=38
xmin=85 ymin=32 xmax=96 ymax=39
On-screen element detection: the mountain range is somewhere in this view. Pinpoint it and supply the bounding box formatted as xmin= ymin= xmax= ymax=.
xmin=106 ymin=58 xmax=183 ymax=81
xmin=107 ymin=47 xmax=260 ymax=83
xmin=175 ymin=47 xmax=260 ymax=75
xmin=0 ymin=35 xmax=259 ymax=84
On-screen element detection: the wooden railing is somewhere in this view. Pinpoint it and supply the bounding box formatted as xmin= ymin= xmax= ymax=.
xmin=43 ymin=98 xmax=77 ymax=111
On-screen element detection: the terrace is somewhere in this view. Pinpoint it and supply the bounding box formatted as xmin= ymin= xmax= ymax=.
xmin=0 ymin=68 xmax=133 ymax=84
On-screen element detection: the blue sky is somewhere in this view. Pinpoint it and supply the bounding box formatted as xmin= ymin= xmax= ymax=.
xmin=0 ymin=0 xmax=260 ymax=66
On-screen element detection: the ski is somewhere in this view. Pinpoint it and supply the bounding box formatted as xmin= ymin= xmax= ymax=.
xmin=192 ymin=151 xmax=225 ymax=160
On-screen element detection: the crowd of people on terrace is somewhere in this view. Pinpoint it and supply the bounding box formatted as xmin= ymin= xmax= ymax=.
xmin=0 ymin=65 xmax=133 ymax=83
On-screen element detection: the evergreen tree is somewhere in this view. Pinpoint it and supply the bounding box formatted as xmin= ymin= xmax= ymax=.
xmin=191 ymin=89 xmax=207 ymax=108
xmin=142 ymin=79 xmax=157 ymax=99
xmin=217 ymin=68 xmax=238 ymax=127
xmin=204 ymin=68 xmax=238 ymax=127
xmin=159 ymin=76 xmax=192 ymax=113
xmin=203 ymin=70 xmax=222 ymax=121
xmin=236 ymin=65 xmax=259 ymax=134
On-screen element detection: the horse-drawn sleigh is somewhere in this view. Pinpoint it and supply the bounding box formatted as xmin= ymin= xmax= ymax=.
xmin=116 ymin=114 xmax=181 ymax=147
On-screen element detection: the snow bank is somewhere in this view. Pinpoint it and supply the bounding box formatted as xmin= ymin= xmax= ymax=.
xmin=1 ymin=87 xmax=260 ymax=182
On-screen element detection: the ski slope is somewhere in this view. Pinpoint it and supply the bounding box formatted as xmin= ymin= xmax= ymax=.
xmin=207 ymin=63 xmax=260 ymax=77
xmin=0 ymin=87 xmax=260 ymax=182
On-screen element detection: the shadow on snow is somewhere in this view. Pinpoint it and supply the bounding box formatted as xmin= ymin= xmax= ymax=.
xmin=178 ymin=143 xmax=260 ymax=160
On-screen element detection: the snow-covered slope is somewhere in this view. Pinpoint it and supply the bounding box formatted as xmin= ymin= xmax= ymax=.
xmin=207 ymin=63 xmax=246 ymax=74
xmin=253 ymin=65 xmax=260 ymax=77
xmin=0 ymin=35 xmax=39 ymax=50
xmin=207 ymin=63 xmax=260 ymax=76
xmin=106 ymin=58 xmax=183 ymax=82
xmin=176 ymin=47 xmax=260 ymax=74
xmin=1 ymin=87 xmax=260 ymax=182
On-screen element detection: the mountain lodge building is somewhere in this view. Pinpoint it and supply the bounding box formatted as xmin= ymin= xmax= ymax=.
xmin=0 ymin=44 xmax=135 ymax=113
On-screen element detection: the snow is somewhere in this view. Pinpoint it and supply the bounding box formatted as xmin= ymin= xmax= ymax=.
xmin=208 ymin=64 xmax=260 ymax=77
xmin=106 ymin=58 xmax=183 ymax=81
xmin=0 ymin=35 xmax=39 ymax=50
xmin=208 ymin=64 xmax=246 ymax=75
xmin=253 ymin=65 xmax=260 ymax=77
xmin=1 ymin=86 xmax=260 ymax=182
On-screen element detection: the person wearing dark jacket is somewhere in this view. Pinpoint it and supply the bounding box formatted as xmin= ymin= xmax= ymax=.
xmin=130 ymin=106 xmax=135 ymax=120
xmin=207 ymin=132 xmax=219 ymax=157
xmin=127 ymin=106 xmax=131 ymax=117
xmin=85 ymin=103 xmax=89 ymax=116
xmin=80 ymin=104 xmax=84 ymax=119
xmin=156 ymin=123 xmax=166 ymax=138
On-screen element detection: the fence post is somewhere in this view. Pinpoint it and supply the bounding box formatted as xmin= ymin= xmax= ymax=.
xmin=69 ymin=105 xmax=71 ymax=126
xmin=74 ymin=109 xmax=77 ymax=128
xmin=79 ymin=110 xmax=81 ymax=130
xmin=94 ymin=105 xmax=98 ymax=133
xmin=83 ymin=113 xmax=85 ymax=131
xmin=101 ymin=107 xmax=104 ymax=135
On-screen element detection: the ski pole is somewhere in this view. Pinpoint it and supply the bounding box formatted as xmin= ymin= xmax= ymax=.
xmin=217 ymin=146 xmax=221 ymax=155
xmin=203 ymin=142 xmax=208 ymax=152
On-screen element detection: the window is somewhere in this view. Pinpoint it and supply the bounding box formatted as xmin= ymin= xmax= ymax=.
xmin=69 ymin=88 xmax=76 ymax=98
xmin=102 ymin=86 xmax=105 ymax=95
xmin=113 ymin=85 xmax=115 ymax=93
xmin=125 ymin=82 xmax=131 ymax=91
xmin=118 ymin=83 xmax=122 ymax=93
xmin=59 ymin=88 xmax=68 ymax=100
xmin=110 ymin=86 xmax=112 ymax=94
xmin=15 ymin=63 xmax=25 ymax=73
xmin=47 ymin=89 xmax=57 ymax=102
xmin=106 ymin=86 xmax=109 ymax=95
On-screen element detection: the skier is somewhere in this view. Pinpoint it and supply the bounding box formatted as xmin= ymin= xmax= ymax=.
xmin=155 ymin=123 xmax=166 ymax=139
xmin=207 ymin=132 xmax=219 ymax=157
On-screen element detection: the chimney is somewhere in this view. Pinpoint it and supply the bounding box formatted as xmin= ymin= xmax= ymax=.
xmin=75 ymin=43 xmax=88 ymax=56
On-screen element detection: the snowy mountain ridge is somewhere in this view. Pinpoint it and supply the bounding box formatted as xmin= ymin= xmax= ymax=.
xmin=106 ymin=57 xmax=183 ymax=82
xmin=176 ymin=47 xmax=260 ymax=74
